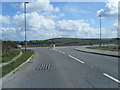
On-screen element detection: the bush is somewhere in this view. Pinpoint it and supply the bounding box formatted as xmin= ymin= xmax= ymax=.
xmin=2 ymin=50 xmax=20 ymax=63
xmin=2 ymin=41 xmax=16 ymax=54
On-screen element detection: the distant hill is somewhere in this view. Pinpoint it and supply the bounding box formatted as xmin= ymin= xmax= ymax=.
xmin=18 ymin=38 xmax=119 ymax=47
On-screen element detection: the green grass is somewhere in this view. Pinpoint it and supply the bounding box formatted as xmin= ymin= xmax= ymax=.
xmin=2 ymin=49 xmax=34 ymax=77
xmin=2 ymin=50 xmax=20 ymax=63
xmin=87 ymin=46 xmax=120 ymax=52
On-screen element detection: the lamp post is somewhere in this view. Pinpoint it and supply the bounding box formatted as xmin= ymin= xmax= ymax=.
xmin=24 ymin=2 xmax=29 ymax=52
xmin=99 ymin=15 xmax=102 ymax=47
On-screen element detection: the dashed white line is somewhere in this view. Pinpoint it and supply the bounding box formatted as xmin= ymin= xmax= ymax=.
xmin=103 ymin=73 xmax=120 ymax=84
xmin=59 ymin=51 xmax=65 ymax=54
xmin=53 ymin=49 xmax=65 ymax=54
xmin=54 ymin=49 xmax=58 ymax=51
xmin=49 ymin=48 xmax=120 ymax=84
xmin=68 ymin=55 xmax=85 ymax=64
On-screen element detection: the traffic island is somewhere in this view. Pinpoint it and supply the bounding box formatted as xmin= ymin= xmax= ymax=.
xmin=74 ymin=47 xmax=119 ymax=58
xmin=2 ymin=50 xmax=20 ymax=63
xmin=87 ymin=46 xmax=120 ymax=52
xmin=1 ymin=51 xmax=23 ymax=67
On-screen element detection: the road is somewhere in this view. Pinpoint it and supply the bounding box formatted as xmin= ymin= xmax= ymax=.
xmin=2 ymin=46 xmax=119 ymax=88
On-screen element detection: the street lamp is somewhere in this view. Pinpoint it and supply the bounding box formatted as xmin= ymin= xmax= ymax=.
xmin=99 ymin=15 xmax=102 ymax=47
xmin=24 ymin=2 xmax=29 ymax=52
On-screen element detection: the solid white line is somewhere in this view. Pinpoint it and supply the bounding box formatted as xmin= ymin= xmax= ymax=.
xmin=68 ymin=55 xmax=85 ymax=64
xmin=103 ymin=73 xmax=120 ymax=84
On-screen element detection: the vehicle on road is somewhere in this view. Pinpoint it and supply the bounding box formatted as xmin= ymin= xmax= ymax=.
xmin=15 ymin=44 xmax=22 ymax=49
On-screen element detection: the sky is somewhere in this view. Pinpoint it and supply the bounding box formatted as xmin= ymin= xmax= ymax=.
xmin=1 ymin=0 xmax=119 ymax=41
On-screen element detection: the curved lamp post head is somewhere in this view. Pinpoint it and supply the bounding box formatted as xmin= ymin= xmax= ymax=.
xmin=25 ymin=2 xmax=29 ymax=3
xmin=99 ymin=15 xmax=101 ymax=17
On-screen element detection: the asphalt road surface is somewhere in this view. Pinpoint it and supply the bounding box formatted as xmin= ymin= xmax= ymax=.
xmin=2 ymin=46 xmax=119 ymax=88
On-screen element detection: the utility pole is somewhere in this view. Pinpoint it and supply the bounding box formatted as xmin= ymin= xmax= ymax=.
xmin=24 ymin=2 xmax=29 ymax=52
xmin=99 ymin=15 xmax=102 ymax=47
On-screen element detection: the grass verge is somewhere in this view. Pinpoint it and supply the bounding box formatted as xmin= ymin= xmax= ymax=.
xmin=2 ymin=49 xmax=34 ymax=77
xmin=87 ymin=46 xmax=120 ymax=52
xmin=2 ymin=50 xmax=20 ymax=63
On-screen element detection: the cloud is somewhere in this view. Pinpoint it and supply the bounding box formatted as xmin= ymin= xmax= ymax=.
xmin=57 ymin=20 xmax=83 ymax=31
xmin=2 ymin=11 xmax=117 ymax=40
xmin=13 ymin=12 xmax=55 ymax=31
xmin=45 ymin=14 xmax=65 ymax=19
xmin=113 ymin=23 xmax=118 ymax=29
xmin=11 ymin=12 xmax=56 ymax=40
xmin=20 ymin=0 xmax=59 ymax=13
xmin=2 ymin=11 xmax=102 ymax=40
xmin=2 ymin=27 xmax=24 ymax=41
xmin=101 ymin=27 xmax=117 ymax=38
xmin=56 ymin=20 xmax=98 ymax=37
xmin=3 ymin=13 xmax=118 ymax=40
xmin=54 ymin=20 xmax=100 ymax=38
xmin=111 ymin=23 xmax=118 ymax=38
xmin=0 ymin=15 xmax=10 ymax=25
xmin=97 ymin=0 xmax=119 ymax=19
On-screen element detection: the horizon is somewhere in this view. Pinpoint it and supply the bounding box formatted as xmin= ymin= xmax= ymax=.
xmin=1 ymin=37 xmax=119 ymax=42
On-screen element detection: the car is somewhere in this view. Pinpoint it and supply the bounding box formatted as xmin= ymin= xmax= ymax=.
xmin=15 ymin=44 xmax=22 ymax=49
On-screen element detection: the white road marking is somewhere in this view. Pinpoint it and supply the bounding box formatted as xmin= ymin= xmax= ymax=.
xmin=39 ymin=64 xmax=44 ymax=70
xmin=103 ymin=73 xmax=120 ymax=84
xmin=59 ymin=51 xmax=65 ymax=54
xmin=68 ymin=55 xmax=85 ymax=64
xmin=57 ymin=47 xmax=67 ymax=48
xmin=53 ymin=49 xmax=65 ymax=54
xmin=54 ymin=49 xmax=58 ymax=51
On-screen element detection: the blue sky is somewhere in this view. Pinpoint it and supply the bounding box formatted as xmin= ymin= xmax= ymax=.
xmin=1 ymin=1 xmax=118 ymax=41
xmin=51 ymin=2 xmax=116 ymax=28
